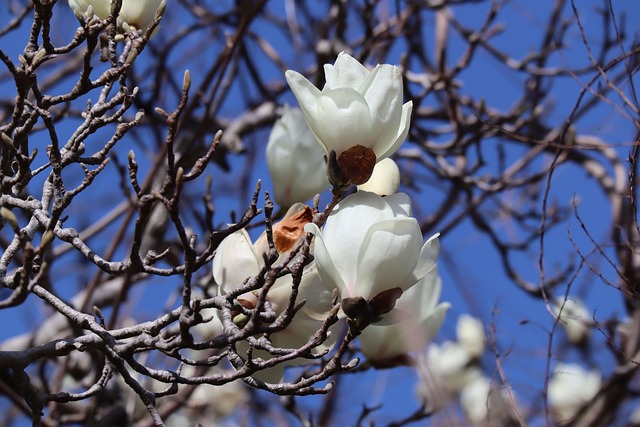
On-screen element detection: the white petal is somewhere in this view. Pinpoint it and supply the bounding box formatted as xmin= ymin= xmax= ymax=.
xmin=304 ymin=223 xmax=348 ymax=298
xmin=359 ymin=65 xmax=404 ymax=156
xmin=285 ymin=70 xmax=327 ymax=151
xmin=383 ymin=192 xmax=413 ymax=217
xmin=355 ymin=218 xmax=423 ymax=299
xmin=548 ymin=363 xmax=601 ymax=421
xmin=212 ymin=230 xmax=262 ymax=293
xmin=460 ymin=376 xmax=491 ymax=423
xmin=266 ymin=107 xmax=329 ymax=207
xmin=312 ymin=88 xmax=374 ymax=155
xmin=407 ymin=233 xmax=441 ymax=284
xmin=395 ymin=267 xmax=442 ymax=315
xmin=321 ymin=193 xmax=394 ymax=289
xmin=457 ymin=315 xmax=486 ymax=358
xmin=378 ymin=101 xmax=413 ymax=160
xmin=296 ymin=267 xmax=335 ymax=320
xmin=360 ymin=301 xmax=449 ymax=361
xmin=323 ymin=52 xmax=369 ymax=90
xmin=420 ymin=303 xmax=450 ymax=344
xmin=359 ymin=324 xmax=405 ymax=361
xmin=119 ymin=0 xmax=163 ymax=29
xmin=69 ymin=0 xmax=111 ymax=19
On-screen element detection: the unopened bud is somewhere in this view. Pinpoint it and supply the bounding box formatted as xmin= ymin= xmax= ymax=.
xmin=32 ymin=48 xmax=47 ymax=66
xmin=134 ymin=109 xmax=145 ymax=122
xmin=125 ymin=48 xmax=138 ymax=65
xmin=357 ymin=158 xmax=400 ymax=196
xmin=183 ymin=70 xmax=191 ymax=91
xmin=175 ymin=167 xmax=184 ymax=187
xmin=1 ymin=132 xmax=13 ymax=148
xmin=0 ymin=207 xmax=19 ymax=230
xmin=156 ymin=1 xmax=166 ymax=20
xmin=40 ymin=230 xmax=55 ymax=248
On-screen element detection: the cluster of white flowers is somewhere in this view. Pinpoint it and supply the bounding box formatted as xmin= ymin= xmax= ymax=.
xmin=417 ymin=315 xmax=518 ymax=425
xmin=207 ymin=52 xmax=448 ymax=380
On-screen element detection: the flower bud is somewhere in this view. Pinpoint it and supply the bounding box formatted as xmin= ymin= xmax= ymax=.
xmin=357 ymin=157 xmax=400 ymax=196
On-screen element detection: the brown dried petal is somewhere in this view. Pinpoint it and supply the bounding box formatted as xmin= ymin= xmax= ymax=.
xmin=273 ymin=205 xmax=313 ymax=253
xmin=337 ymin=145 xmax=376 ymax=185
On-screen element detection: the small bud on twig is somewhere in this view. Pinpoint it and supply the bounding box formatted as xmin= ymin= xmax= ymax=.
xmin=0 ymin=207 xmax=19 ymax=231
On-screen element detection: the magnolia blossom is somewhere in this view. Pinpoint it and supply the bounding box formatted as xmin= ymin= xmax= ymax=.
xmin=552 ymin=298 xmax=590 ymax=344
xmin=357 ymin=157 xmax=401 ymax=196
xmin=212 ymin=219 xmax=337 ymax=383
xmin=286 ymin=52 xmax=412 ymax=185
xmin=305 ymin=191 xmax=439 ymax=309
xmin=69 ymin=0 xmax=163 ymax=31
xmin=548 ymin=363 xmax=601 ymax=423
xmin=456 ymin=314 xmax=485 ymax=358
xmin=459 ymin=376 xmax=517 ymax=426
xmin=266 ymin=105 xmax=330 ymax=208
xmin=426 ymin=341 xmax=482 ymax=393
xmin=359 ymin=266 xmax=449 ymax=364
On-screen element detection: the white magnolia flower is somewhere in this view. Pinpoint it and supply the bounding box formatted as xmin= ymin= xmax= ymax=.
xmin=357 ymin=157 xmax=401 ymax=196
xmin=212 ymin=227 xmax=337 ymax=383
xmin=305 ymin=191 xmax=439 ymax=303
xmin=359 ymin=266 xmax=449 ymax=363
xmin=460 ymin=376 xmax=517 ymax=426
xmin=426 ymin=341 xmax=482 ymax=393
xmin=456 ymin=314 xmax=485 ymax=358
xmin=552 ymin=298 xmax=590 ymax=344
xmin=548 ymin=363 xmax=601 ymax=423
xmin=266 ymin=105 xmax=330 ymax=208
xmin=69 ymin=0 xmax=163 ymax=31
xmin=285 ymin=52 xmax=412 ymax=184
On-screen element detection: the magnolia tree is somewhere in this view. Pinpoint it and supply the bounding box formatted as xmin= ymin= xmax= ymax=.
xmin=0 ymin=0 xmax=638 ymax=426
